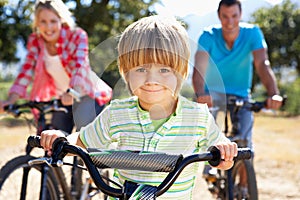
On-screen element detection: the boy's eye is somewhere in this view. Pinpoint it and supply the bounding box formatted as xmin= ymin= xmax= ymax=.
xmin=136 ymin=68 xmax=146 ymax=72
xmin=160 ymin=68 xmax=171 ymax=73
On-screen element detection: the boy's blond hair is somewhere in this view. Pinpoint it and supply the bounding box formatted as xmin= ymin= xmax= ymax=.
xmin=118 ymin=15 xmax=190 ymax=95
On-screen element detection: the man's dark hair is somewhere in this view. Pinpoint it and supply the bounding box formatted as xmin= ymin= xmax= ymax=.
xmin=217 ymin=0 xmax=242 ymax=13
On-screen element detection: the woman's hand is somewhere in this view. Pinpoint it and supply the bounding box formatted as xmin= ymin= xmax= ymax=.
xmin=60 ymin=92 xmax=73 ymax=106
xmin=0 ymin=93 xmax=19 ymax=113
xmin=215 ymin=142 xmax=238 ymax=170
xmin=0 ymin=100 xmax=8 ymax=113
xmin=40 ymin=130 xmax=66 ymax=156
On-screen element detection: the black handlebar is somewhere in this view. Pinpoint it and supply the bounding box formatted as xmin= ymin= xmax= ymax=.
xmin=227 ymin=95 xmax=287 ymax=113
xmin=27 ymin=136 xmax=252 ymax=199
xmin=4 ymin=99 xmax=67 ymax=117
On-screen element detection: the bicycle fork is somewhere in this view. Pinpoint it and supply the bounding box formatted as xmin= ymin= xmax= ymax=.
xmin=19 ymin=163 xmax=50 ymax=200
xmin=40 ymin=164 xmax=51 ymax=200
xmin=20 ymin=167 xmax=31 ymax=200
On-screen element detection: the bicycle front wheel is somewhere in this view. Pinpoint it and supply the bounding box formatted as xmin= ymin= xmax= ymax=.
xmin=231 ymin=160 xmax=258 ymax=200
xmin=0 ymin=155 xmax=60 ymax=200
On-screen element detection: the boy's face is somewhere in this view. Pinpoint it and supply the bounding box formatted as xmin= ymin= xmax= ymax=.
xmin=127 ymin=64 xmax=178 ymax=109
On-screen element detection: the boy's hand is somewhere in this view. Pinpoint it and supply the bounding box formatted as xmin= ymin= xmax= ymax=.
xmin=215 ymin=142 xmax=238 ymax=170
xmin=40 ymin=130 xmax=66 ymax=156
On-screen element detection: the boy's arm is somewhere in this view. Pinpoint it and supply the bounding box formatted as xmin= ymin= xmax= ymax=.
xmin=205 ymin=112 xmax=237 ymax=170
xmin=66 ymin=131 xmax=85 ymax=148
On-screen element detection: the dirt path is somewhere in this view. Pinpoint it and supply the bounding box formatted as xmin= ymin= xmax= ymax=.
xmin=0 ymin=115 xmax=299 ymax=199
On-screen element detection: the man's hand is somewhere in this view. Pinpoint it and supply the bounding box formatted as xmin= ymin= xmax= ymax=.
xmin=197 ymin=95 xmax=213 ymax=107
xmin=266 ymin=94 xmax=283 ymax=110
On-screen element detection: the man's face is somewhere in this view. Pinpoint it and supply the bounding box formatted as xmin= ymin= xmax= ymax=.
xmin=218 ymin=4 xmax=241 ymax=34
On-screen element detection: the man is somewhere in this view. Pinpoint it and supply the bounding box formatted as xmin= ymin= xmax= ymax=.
xmin=192 ymin=0 xmax=282 ymax=150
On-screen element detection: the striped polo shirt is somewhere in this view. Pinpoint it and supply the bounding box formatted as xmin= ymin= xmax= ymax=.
xmin=79 ymin=95 xmax=229 ymax=199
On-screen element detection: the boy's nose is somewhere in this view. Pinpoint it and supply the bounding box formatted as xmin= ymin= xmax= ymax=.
xmin=145 ymin=72 xmax=159 ymax=85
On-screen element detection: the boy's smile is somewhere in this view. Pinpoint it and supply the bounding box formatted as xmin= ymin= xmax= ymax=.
xmin=127 ymin=64 xmax=178 ymax=113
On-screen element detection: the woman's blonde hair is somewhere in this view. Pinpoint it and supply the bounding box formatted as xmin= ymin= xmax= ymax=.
xmin=33 ymin=0 xmax=75 ymax=31
xmin=118 ymin=15 xmax=190 ymax=89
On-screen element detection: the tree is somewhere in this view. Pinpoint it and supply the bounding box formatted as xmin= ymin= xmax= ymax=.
xmin=0 ymin=0 xmax=158 ymax=86
xmin=251 ymin=0 xmax=300 ymax=75
xmin=251 ymin=0 xmax=300 ymax=116
xmin=0 ymin=0 xmax=33 ymax=63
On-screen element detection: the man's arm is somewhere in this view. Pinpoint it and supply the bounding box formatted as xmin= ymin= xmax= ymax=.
xmin=192 ymin=51 xmax=213 ymax=106
xmin=253 ymin=48 xmax=282 ymax=109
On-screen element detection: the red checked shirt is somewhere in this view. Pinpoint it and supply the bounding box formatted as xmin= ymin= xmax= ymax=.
xmin=9 ymin=25 xmax=112 ymax=106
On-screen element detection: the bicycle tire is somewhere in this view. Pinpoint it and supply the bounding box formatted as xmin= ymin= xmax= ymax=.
xmin=231 ymin=160 xmax=258 ymax=200
xmin=0 ymin=155 xmax=60 ymax=200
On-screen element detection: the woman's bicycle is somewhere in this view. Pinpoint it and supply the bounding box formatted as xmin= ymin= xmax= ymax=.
xmin=204 ymin=96 xmax=285 ymax=200
xmin=0 ymin=100 xmax=97 ymax=200
xmin=26 ymin=135 xmax=253 ymax=200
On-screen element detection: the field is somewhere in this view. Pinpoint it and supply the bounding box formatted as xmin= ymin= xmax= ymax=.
xmin=0 ymin=114 xmax=299 ymax=199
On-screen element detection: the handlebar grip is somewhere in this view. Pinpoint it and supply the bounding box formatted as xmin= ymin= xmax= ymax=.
xmin=234 ymin=148 xmax=252 ymax=161
xmin=88 ymin=149 xmax=183 ymax=172
xmin=27 ymin=136 xmax=42 ymax=148
xmin=208 ymin=146 xmax=252 ymax=167
xmin=250 ymin=101 xmax=265 ymax=112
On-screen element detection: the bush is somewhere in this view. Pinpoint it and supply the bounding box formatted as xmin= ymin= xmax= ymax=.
xmin=281 ymin=78 xmax=300 ymax=116
xmin=0 ymin=81 xmax=11 ymax=100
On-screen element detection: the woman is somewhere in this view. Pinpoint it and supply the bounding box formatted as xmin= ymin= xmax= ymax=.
xmin=0 ymin=0 xmax=112 ymax=133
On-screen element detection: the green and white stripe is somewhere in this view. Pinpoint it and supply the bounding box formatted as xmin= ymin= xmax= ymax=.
xmin=80 ymin=95 xmax=229 ymax=199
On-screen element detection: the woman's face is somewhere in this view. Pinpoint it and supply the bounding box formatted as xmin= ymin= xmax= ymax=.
xmin=36 ymin=8 xmax=62 ymax=44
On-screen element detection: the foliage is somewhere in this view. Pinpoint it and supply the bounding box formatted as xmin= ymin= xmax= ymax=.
xmin=0 ymin=81 xmax=11 ymax=100
xmin=251 ymin=0 xmax=300 ymax=75
xmin=280 ymin=77 xmax=300 ymax=116
xmin=0 ymin=0 xmax=33 ymax=63
xmin=249 ymin=0 xmax=300 ymax=116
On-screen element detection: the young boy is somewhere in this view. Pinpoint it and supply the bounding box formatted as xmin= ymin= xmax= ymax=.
xmin=41 ymin=15 xmax=237 ymax=199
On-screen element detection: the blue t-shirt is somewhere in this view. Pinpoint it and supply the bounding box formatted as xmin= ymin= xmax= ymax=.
xmin=197 ymin=22 xmax=267 ymax=97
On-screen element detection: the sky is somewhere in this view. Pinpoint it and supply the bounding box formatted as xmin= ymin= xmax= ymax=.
xmin=154 ymin=0 xmax=283 ymax=18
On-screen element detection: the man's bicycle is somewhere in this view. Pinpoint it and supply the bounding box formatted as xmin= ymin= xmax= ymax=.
xmin=0 ymin=100 xmax=100 ymax=200
xmin=204 ymin=96 xmax=285 ymax=200
xmin=26 ymin=135 xmax=252 ymax=200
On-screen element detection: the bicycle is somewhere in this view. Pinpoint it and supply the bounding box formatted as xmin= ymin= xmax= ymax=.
xmin=0 ymin=99 xmax=94 ymax=200
xmin=204 ymin=96 xmax=285 ymax=200
xmin=26 ymin=135 xmax=253 ymax=199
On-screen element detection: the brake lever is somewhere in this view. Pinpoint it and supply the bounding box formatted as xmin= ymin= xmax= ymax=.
xmin=28 ymin=157 xmax=64 ymax=167
xmin=44 ymin=100 xmax=68 ymax=113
